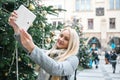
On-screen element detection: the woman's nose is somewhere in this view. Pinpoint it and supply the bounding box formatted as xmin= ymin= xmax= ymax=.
xmin=59 ymin=37 xmax=64 ymax=41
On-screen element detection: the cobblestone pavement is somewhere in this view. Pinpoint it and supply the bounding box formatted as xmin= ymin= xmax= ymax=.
xmin=70 ymin=55 xmax=120 ymax=80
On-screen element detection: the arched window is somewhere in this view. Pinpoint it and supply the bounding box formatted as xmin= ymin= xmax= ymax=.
xmin=108 ymin=37 xmax=120 ymax=54
xmin=88 ymin=37 xmax=101 ymax=48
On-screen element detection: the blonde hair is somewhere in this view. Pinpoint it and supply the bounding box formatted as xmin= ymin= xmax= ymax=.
xmin=50 ymin=26 xmax=80 ymax=61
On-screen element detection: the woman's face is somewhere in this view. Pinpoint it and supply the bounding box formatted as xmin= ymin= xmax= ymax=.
xmin=56 ymin=29 xmax=70 ymax=49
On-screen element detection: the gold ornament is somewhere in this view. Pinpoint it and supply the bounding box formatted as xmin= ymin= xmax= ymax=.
xmin=46 ymin=38 xmax=51 ymax=43
xmin=42 ymin=11 xmax=47 ymax=16
xmin=50 ymin=31 xmax=55 ymax=37
xmin=28 ymin=63 xmax=32 ymax=67
xmin=29 ymin=3 xmax=35 ymax=10
xmin=5 ymin=72 xmax=8 ymax=76
xmin=41 ymin=22 xmax=45 ymax=28
xmin=18 ymin=58 xmax=21 ymax=61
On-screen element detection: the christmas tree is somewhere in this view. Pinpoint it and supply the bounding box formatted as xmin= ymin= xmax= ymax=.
xmin=0 ymin=0 xmax=64 ymax=80
xmin=72 ymin=18 xmax=90 ymax=69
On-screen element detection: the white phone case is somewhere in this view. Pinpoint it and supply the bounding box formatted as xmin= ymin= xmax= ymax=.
xmin=15 ymin=5 xmax=36 ymax=31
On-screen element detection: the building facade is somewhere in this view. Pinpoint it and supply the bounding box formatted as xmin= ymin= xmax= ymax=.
xmin=42 ymin=0 xmax=120 ymax=52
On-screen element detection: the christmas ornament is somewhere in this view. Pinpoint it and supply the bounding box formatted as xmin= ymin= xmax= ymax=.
xmin=29 ymin=3 xmax=35 ymax=10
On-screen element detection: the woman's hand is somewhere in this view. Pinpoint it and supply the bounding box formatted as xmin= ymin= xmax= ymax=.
xmin=8 ymin=11 xmax=20 ymax=33
xmin=9 ymin=11 xmax=35 ymax=53
xmin=20 ymin=29 xmax=35 ymax=53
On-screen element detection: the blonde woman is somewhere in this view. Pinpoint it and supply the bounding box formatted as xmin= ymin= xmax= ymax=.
xmin=8 ymin=11 xmax=80 ymax=80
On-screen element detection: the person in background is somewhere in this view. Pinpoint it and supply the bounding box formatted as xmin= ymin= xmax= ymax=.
xmin=104 ymin=51 xmax=110 ymax=64
xmin=8 ymin=11 xmax=80 ymax=80
xmin=89 ymin=43 xmax=99 ymax=68
xmin=110 ymin=50 xmax=118 ymax=73
xmin=91 ymin=49 xmax=99 ymax=69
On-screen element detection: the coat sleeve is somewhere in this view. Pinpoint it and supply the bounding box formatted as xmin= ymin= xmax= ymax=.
xmin=29 ymin=46 xmax=79 ymax=76
xmin=14 ymin=33 xmax=29 ymax=53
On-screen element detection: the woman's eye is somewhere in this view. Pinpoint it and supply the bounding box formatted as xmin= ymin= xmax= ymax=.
xmin=59 ymin=34 xmax=69 ymax=41
xmin=60 ymin=34 xmax=63 ymax=37
xmin=65 ymin=37 xmax=69 ymax=41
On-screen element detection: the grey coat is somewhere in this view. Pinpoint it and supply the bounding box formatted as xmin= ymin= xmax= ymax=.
xmin=14 ymin=34 xmax=79 ymax=80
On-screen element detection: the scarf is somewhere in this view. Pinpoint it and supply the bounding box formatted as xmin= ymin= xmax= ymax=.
xmin=48 ymin=49 xmax=66 ymax=80
xmin=48 ymin=49 xmax=66 ymax=60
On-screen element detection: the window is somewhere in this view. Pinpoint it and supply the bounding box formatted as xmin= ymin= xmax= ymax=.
xmin=52 ymin=21 xmax=62 ymax=27
xmin=53 ymin=21 xmax=56 ymax=26
xmin=58 ymin=21 xmax=62 ymax=25
xmin=96 ymin=7 xmax=104 ymax=16
xmin=81 ymin=0 xmax=85 ymax=10
xmin=110 ymin=0 xmax=114 ymax=9
xmin=58 ymin=5 xmax=62 ymax=9
xmin=109 ymin=18 xmax=116 ymax=29
xmin=116 ymin=0 xmax=120 ymax=9
xmin=75 ymin=0 xmax=80 ymax=11
xmin=75 ymin=0 xmax=91 ymax=11
xmin=109 ymin=0 xmax=120 ymax=10
xmin=86 ymin=0 xmax=91 ymax=10
xmin=54 ymin=4 xmax=62 ymax=10
xmin=88 ymin=19 xmax=93 ymax=29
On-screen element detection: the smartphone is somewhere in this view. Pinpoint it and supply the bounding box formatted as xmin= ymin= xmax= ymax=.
xmin=15 ymin=5 xmax=36 ymax=31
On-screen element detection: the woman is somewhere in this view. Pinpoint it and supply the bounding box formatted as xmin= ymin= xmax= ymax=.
xmin=8 ymin=11 xmax=80 ymax=80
